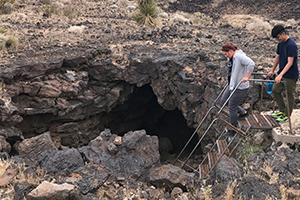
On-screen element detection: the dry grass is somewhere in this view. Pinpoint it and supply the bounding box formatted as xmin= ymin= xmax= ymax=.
xmin=0 ymin=160 xmax=16 ymax=200
xmin=0 ymin=159 xmax=55 ymax=199
xmin=225 ymin=179 xmax=237 ymax=200
xmin=279 ymin=185 xmax=288 ymax=200
xmin=262 ymin=162 xmax=279 ymax=185
xmin=0 ymin=159 xmax=11 ymax=176
xmin=1 ymin=159 xmax=51 ymax=185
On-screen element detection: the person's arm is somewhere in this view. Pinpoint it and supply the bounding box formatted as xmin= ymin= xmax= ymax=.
xmin=241 ymin=55 xmax=255 ymax=82
xmin=268 ymin=54 xmax=279 ymax=77
xmin=241 ymin=72 xmax=252 ymax=82
xmin=274 ymin=57 xmax=294 ymax=83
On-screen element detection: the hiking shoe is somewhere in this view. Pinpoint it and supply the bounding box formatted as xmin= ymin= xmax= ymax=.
xmin=227 ymin=130 xmax=236 ymax=137
xmin=238 ymin=111 xmax=249 ymax=119
xmin=271 ymin=111 xmax=284 ymax=118
xmin=276 ymin=115 xmax=288 ymax=122
xmin=226 ymin=130 xmax=237 ymax=143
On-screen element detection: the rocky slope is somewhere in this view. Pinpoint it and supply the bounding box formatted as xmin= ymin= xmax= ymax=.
xmin=0 ymin=0 xmax=300 ymax=199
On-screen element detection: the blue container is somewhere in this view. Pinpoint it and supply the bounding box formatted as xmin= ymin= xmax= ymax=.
xmin=267 ymin=82 xmax=273 ymax=94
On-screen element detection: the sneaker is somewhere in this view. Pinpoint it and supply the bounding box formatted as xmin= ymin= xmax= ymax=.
xmin=226 ymin=130 xmax=236 ymax=143
xmin=276 ymin=115 xmax=288 ymax=122
xmin=238 ymin=111 xmax=249 ymax=119
xmin=271 ymin=111 xmax=284 ymax=118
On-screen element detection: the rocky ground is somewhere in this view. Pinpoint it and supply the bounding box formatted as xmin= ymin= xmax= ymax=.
xmin=0 ymin=0 xmax=300 ymax=199
xmin=167 ymin=0 xmax=300 ymax=21
xmin=0 ymin=0 xmax=299 ymax=66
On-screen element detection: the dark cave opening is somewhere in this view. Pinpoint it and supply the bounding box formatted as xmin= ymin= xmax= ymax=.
xmin=14 ymin=83 xmax=202 ymax=162
xmin=105 ymin=84 xmax=201 ymax=156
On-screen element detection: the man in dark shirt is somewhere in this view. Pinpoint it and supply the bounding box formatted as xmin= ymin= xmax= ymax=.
xmin=268 ymin=25 xmax=299 ymax=122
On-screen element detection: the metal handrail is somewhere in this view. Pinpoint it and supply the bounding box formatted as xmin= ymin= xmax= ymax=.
xmin=198 ymin=128 xmax=227 ymax=167
xmin=248 ymin=78 xmax=292 ymax=133
xmin=180 ymin=118 xmax=219 ymax=168
xmin=172 ymin=83 xmax=229 ymax=165
xmin=217 ymin=80 xmax=243 ymax=116
xmin=177 ymin=75 xmax=292 ymax=172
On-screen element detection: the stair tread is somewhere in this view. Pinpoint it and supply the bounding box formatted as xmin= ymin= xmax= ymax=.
xmin=208 ymin=152 xmax=218 ymax=168
xmin=199 ymin=164 xmax=209 ymax=178
xmin=216 ymin=140 xmax=229 ymax=155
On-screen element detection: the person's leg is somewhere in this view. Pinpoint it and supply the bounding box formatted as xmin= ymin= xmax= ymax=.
xmin=221 ymin=86 xmax=230 ymax=105
xmin=237 ymin=105 xmax=246 ymax=115
xmin=228 ymin=89 xmax=248 ymax=127
xmin=283 ymin=78 xmax=297 ymax=117
xmin=272 ymin=81 xmax=285 ymax=113
xmin=221 ymin=86 xmax=245 ymax=115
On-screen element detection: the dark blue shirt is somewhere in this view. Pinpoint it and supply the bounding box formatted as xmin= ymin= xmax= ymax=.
xmin=276 ymin=38 xmax=299 ymax=79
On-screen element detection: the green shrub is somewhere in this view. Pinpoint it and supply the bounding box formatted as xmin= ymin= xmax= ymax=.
xmin=0 ymin=36 xmax=6 ymax=50
xmin=133 ymin=0 xmax=158 ymax=26
xmin=63 ymin=7 xmax=81 ymax=19
xmin=5 ymin=35 xmax=18 ymax=48
xmin=0 ymin=0 xmax=15 ymax=7
xmin=242 ymin=145 xmax=263 ymax=165
xmin=0 ymin=25 xmax=6 ymax=34
xmin=0 ymin=0 xmax=15 ymax=14
xmin=0 ymin=34 xmax=19 ymax=50
xmin=201 ymin=185 xmax=212 ymax=200
xmin=42 ymin=4 xmax=56 ymax=18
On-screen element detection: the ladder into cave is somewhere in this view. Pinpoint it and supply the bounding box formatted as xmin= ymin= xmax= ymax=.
xmin=173 ymin=73 xmax=292 ymax=178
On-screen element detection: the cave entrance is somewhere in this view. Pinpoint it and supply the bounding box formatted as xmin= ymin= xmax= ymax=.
xmin=105 ymin=84 xmax=201 ymax=160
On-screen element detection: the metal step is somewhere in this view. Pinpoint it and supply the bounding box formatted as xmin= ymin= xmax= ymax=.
xmin=238 ymin=114 xmax=280 ymax=129
xmin=216 ymin=140 xmax=229 ymax=156
xmin=208 ymin=152 xmax=218 ymax=168
xmin=199 ymin=164 xmax=209 ymax=178
xmin=219 ymin=118 xmax=246 ymax=136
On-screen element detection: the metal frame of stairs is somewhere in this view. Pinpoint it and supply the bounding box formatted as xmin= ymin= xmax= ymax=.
xmin=173 ymin=75 xmax=291 ymax=178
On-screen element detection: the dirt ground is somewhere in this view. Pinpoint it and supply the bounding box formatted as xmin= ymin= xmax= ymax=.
xmin=166 ymin=0 xmax=300 ymax=21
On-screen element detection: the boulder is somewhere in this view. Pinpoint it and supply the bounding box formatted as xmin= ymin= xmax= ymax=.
xmin=148 ymin=164 xmax=195 ymax=191
xmin=18 ymin=132 xmax=57 ymax=163
xmin=209 ymin=155 xmax=244 ymax=184
xmin=38 ymin=148 xmax=84 ymax=173
xmin=26 ymin=181 xmax=81 ymax=200
xmin=246 ymin=147 xmax=300 ymax=191
xmin=80 ymin=129 xmax=161 ymax=179
xmin=14 ymin=181 xmax=38 ymax=200
xmin=234 ymin=174 xmax=281 ymax=200
xmin=64 ymin=163 xmax=110 ymax=194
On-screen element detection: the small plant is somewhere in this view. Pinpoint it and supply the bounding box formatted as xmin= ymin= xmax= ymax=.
xmin=5 ymin=35 xmax=18 ymax=48
xmin=0 ymin=34 xmax=19 ymax=50
xmin=63 ymin=7 xmax=81 ymax=19
xmin=242 ymin=145 xmax=263 ymax=165
xmin=42 ymin=4 xmax=56 ymax=18
xmin=0 ymin=0 xmax=15 ymax=7
xmin=0 ymin=0 xmax=15 ymax=15
xmin=0 ymin=25 xmax=6 ymax=34
xmin=0 ymin=35 xmax=7 ymax=50
xmin=201 ymin=185 xmax=212 ymax=200
xmin=133 ymin=0 xmax=158 ymax=26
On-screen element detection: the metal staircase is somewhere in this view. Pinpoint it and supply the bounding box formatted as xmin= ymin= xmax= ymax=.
xmin=173 ymin=75 xmax=290 ymax=178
